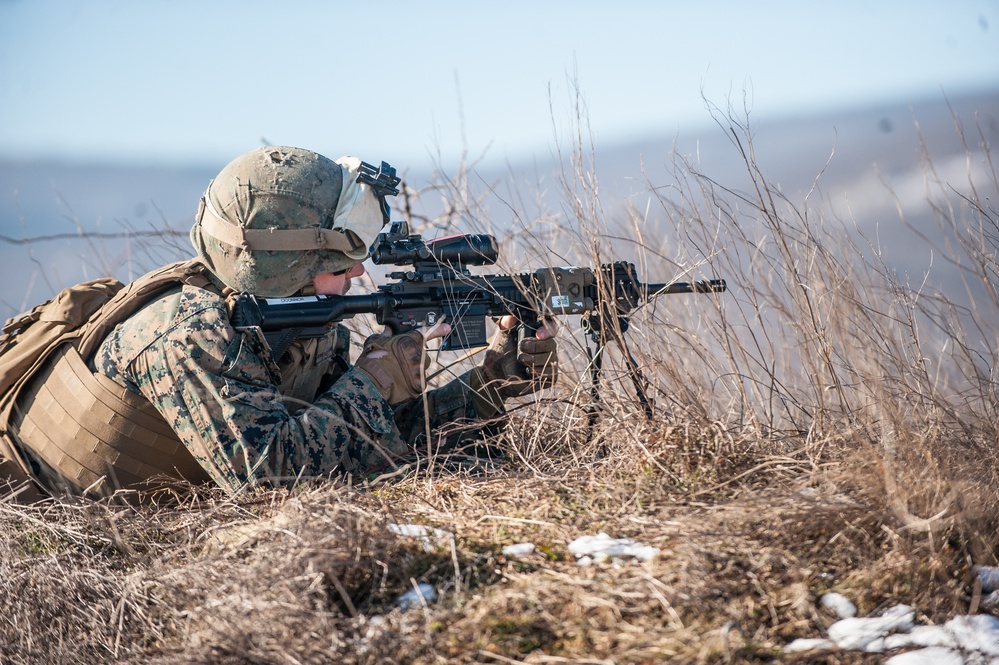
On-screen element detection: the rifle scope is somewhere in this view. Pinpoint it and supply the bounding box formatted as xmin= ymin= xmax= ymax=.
xmin=371 ymin=232 xmax=499 ymax=267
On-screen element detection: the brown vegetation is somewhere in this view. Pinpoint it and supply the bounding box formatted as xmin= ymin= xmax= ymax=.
xmin=1 ymin=109 xmax=997 ymax=664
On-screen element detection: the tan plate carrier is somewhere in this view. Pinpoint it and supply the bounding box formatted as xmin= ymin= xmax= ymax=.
xmin=0 ymin=260 xmax=214 ymax=499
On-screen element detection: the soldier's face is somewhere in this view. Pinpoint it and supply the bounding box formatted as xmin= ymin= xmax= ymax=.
xmin=313 ymin=263 xmax=365 ymax=295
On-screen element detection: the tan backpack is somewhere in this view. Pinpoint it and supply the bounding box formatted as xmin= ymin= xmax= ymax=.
xmin=0 ymin=260 xmax=216 ymax=500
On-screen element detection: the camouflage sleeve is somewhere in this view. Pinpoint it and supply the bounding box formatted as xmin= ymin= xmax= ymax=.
xmin=391 ymin=368 xmax=501 ymax=454
xmin=96 ymin=286 xmax=411 ymax=492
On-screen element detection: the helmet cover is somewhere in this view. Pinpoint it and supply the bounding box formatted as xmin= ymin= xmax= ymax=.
xmin=190 ymin=146 xmax=391 ymax=297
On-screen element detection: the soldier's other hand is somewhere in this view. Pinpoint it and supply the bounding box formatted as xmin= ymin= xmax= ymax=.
xmin=480 ymin=315 xmax=559 ymax=399
xmin=356 ymin=323 xmax=450 ymax=405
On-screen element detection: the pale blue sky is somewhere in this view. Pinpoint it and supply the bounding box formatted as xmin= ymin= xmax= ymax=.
xmin=1 ymin=0 xmax=997 ymax=170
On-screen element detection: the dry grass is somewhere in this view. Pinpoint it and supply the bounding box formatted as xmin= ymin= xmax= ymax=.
xmin=2 ymin=107 xmax=998 ymax=664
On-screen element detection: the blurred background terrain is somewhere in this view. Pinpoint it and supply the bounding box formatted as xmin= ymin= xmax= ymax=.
xmin=2 ymin=87 xmax=996 ymax=322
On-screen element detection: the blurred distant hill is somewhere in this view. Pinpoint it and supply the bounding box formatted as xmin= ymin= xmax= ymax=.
xmin=0 ymin=162 xmax=216 ymax=315
xmin=587 ymin=88 xmax=999 ymax=284
xmin=1 ymin=87 xmax=997 ymax=321
xmin=597 ymin=89 xmax=999 ymax=201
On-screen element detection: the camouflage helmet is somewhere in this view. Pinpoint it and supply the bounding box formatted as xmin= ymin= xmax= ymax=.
xmin=190 ymin=146 xmax=397 ymax=297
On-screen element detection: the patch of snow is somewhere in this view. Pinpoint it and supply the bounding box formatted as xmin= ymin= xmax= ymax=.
xmin=783 ymin=596 xmax=999 ymax=663
xmin=784 ymin=637 xmax=836 ymax=653
xmin=885 ymin=646 xmax=967 ymax=665
xmin=567 ymin=532 xmax=659 ymax=565
xmin=395 ymin=583 xmax=437 ymax=611
xmin=502 ymin=542 xmax=535 ymax=557
xmin=827 ymin=605 xmax=915 ymax=651
xmin=821 ymin=592 xmax=857 ymax=619
xmin=975 ymin=566 xmax=999 ymax=593
xmin=387 ymin=523 xmax=451 ymax=552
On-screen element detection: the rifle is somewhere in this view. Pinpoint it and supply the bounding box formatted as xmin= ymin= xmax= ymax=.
xmin=231 ymin=221 xmax=725 ymax=417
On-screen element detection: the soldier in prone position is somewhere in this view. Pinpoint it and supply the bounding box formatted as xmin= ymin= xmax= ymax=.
xmin=1 ymin=146 xmax=558 ymax=498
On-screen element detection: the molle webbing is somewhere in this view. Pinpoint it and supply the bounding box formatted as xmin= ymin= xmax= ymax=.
xmin=2 ymin=259 xmax=217 ymax=497
xmin=76 ymin=259 xmax=216 ymax=359
xmin=12 ymin=344 xmax=210 ymax=494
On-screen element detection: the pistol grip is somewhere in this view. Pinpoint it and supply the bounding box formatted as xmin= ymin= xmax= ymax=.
xmin=517 ymin=312 xmax=541 ymax=345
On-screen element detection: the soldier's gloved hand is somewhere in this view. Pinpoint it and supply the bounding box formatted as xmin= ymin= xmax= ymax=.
xmin=470 ymin=316 xmax=558 ymax=418
xmin=355 ymin=323 xmax=450 ymax=405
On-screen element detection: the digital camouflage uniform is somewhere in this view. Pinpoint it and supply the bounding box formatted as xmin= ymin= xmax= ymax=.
xmin=93 ymin=282 xmax=485 ymax=493
xmin=0 ymin=146 xmax=552 ymax=500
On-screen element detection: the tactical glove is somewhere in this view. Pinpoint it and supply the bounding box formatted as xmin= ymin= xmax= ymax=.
xmin=355 ymin=330 xmax=429 ymax=405
xmin=469 ymin=323 xmax=558 ymax=419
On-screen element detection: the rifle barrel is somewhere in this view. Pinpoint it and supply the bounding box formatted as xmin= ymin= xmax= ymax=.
xmin=646 ymin=279 xmax=726 ymax=295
